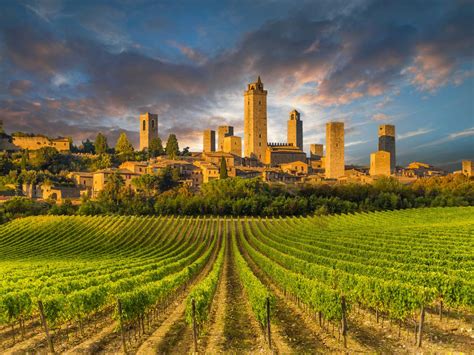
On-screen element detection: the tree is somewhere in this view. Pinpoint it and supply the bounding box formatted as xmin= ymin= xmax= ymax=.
xmin=148 ymin=137 xmax=164 ymax=158
xmin=20 ymin=149 xmax=29 ymax=170
xmin=115 ymin=132 xmax=134 ymax=158
xmin=132 ymin=174 xmax=161 ymax=197
xmin=165 ymin=134 xmax=179 ymax=159
xmin=0 ymin=154 xmax=14 ymax=175
xmin=94 ymin=133 xmax=108 ymax=155
xmin=92 ymin=154 xmax=112 ymax=170
xmin=220 ymin=157 xmax=228 ymax=179
xmin=32 ymin=147 xmax=59 ymax=170
xmin=99 ymin=172 xmax=125 ymax=209
xmin=81 ymin=139 xmax=96 ymax=154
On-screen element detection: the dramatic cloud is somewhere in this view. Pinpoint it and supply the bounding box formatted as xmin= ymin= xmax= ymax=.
xmin=397 ymin=128 xmax=434 ymax=140
xmin=0 ymin=0 xmax=472 ymax=166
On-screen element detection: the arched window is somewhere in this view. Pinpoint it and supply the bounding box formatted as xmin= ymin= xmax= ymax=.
xmin=143 ymin=120 xmax=146 ymax=131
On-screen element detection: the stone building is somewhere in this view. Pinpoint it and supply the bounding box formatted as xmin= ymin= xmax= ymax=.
xmin=265 ymin=143 xmax=307 ymax=166
xmin=92 ymin=169 xmax=140 ymax=198
xmin=280 ymin=161 xmax=309 ymax=175
xmin=69 ymin=172 xmax=94 ymax=191
xmin=244 ymin=76 xmax=267 ymax=162
xmin=218 ymin=126 xmax=234 ymax=151
xmin=462 ymin=160 xmax=473 ymax=177
xmin=203 ymin=130 xmax=216 ymax=153
xmin=41 ymin=184 xmax=82 ymax=202
xmin=370 ymin=151 xmax=391 ymax=176
xmin=287 ymin=110 xmax=303 ymax=150
xmin=223 ymin=136 xmax=242 ymax=157
xmin=325 ymin=122 xmax=345 ymax=179
xmin=12 ymin=135 xmax=70 ymax=151
xmin=139 ymin=112 xmax=159 ymax=151
xmin=310 ymin=144 xmax=323 ymax=160
xmin=119 ymin=161 xmax=149 ymax=174
xmin=202 ymin=151 xmax=237 ymax=168
xmin=378 ymin=124 xmax=396 ymax=173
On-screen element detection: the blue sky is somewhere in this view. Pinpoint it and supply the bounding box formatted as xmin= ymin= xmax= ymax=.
xmin=0 ymin=0 xmax=472 ymax=170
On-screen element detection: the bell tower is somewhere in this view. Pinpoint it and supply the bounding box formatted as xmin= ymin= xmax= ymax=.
xmin=139 ymin=112 xmax=159 ymax=151
xmin=244 ymin=76 xmax=267 ymax=162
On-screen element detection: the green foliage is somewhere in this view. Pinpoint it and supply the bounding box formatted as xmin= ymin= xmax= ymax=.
xmin=94 ymin=133 xmax=108 ymax=155
xmin=92 ymin=154 xmax=112 ymax=170
xmin=0 ymin=208 xmax=471 ymax=333
xmin=1 ymin=197 xmax=51 ymax=218
xmin=232 ymin=224 xmax=273 ymax=327
xmin=219 ymin=157 xmax=228 ymax=179
xmin=115 ymin=132 xmax=134 ymax=157
xmin=148 ymin=137 xmax=164 ymax=157
xmin=80 ymin=139 xmax=96 ymax=154
xmin=48 ymin=199 xmax=77 ymax=215
xmin=165 ymin=134 xmax=179 ymax=159
xmin=185 ymin=226 xmax=226 ymax=327
xmin=0 ymin=153 xmax=14 ymax=175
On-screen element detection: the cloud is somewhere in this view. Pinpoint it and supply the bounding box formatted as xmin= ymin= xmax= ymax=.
xmin=168 ymin=41 xmax=207 ymax=64
xmin=403 ymin=7 xmax=474 ymax=92
xmin=371 ymin=113 xmax=390 ymax=121
xmin=0 ymin=0 xmax=472 ymax=156
xmin=448 ymin=127 xmax=474 ymax=140
xmin=397 ymin=128 xmax=434 ymax=140
xmin=414 ymin=127 xmax=474 ymax=149
xmin=346 ymin=140 xmax=369 ymax=147
xmin=8 ymin=80 xmax=33 ymax=96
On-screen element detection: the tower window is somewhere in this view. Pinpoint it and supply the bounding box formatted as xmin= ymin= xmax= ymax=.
xmin=143 ymin=120 xmax=146 ymax=131
xmin=259 ymin=100 xmax=261 ymax=105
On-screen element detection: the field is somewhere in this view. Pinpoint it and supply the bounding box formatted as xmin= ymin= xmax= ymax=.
xmin=0 ymin=207 xmax=473 ymax=353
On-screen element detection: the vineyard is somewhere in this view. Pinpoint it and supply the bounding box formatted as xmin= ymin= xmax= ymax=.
xmin=0 ymin=207 xmax=472 ymax=353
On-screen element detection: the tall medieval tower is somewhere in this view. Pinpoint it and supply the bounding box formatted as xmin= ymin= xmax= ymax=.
xmin=287 ymin=109 xmax=303 ymax=150
xmin=325 ymin=122 xmax=345 ymax=179
xmin=378 ymin=124 xmax=396 ymax=173
xmin=244 ymin=76 xmax=267 ymax=162
xmin=139 ymin=112 xmax=159 ymax=151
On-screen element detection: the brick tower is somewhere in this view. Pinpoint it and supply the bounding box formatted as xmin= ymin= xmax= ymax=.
xmin=139 ymin=112 xmax=159 ymax=151
xmin=325 ymin=122 xmax=345 ymax=179
xmin=203 ymin=130 xmax=216 ymax=152
xmin=218 ymin=126 xmax=234 ymax=151
xmin=244 ymin=76 xmax=267 ymax=162
xmin=287 ymin=109 xmax=303 ymax=150
xmin=378 ymin=124 xmax=396 ymax=173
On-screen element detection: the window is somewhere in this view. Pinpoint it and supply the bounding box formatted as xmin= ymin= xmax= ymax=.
xmin=143 ymin=120 xmax=146 ymax=131
xmin=151 ymin=120 xmax=155 ymax=129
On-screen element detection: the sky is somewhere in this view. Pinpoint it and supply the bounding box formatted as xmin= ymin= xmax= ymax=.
xmin=0 ymin=0 xmax=473 ymax=170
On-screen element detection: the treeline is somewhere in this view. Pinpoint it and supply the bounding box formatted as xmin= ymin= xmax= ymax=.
xmin=1 ymin=174 xmax=472 ymax=221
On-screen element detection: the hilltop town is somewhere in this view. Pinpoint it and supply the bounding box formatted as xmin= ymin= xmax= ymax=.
xmin=0 ymin=77 xmax=472 ymax=204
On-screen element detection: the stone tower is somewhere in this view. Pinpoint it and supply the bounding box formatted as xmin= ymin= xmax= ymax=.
xmin=287 ymin=109 xmax=303 ymax=150
xmin=244 ymin=76 xmax=267 ymax=162
xmin=310 ymin=144 xmax=323 ymax=160
xmin=139 ymin=112 xmax=159 ymax=151
xmin=218 ymin=126 xmax=234 ymax=151
xmin=223 ymin=136 xmax=242 ymax=157
xmin=370 ymin=151 xmax=391 ymax=176
xmin=203 ymin=130 xmax=216 ymax=153
xmin=325 ymin=122 xmax=345 ymax=179
xmin=378 ymin=124 xmax=396 ymax=173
